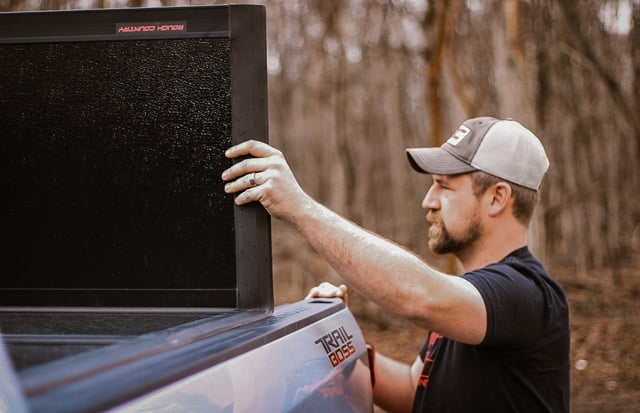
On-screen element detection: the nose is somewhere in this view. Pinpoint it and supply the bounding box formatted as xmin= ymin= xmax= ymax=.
xmin=421 ymin=184 xmax=439 ymax=210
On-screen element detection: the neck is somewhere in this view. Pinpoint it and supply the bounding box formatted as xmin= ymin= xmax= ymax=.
xmin=456 ymin=227 xmax=527 ymax=272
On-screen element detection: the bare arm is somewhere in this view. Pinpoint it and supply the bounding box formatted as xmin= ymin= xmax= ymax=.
xmin=222 ymin=140 xmax=486 ymax=344
xmin=371 ymin=354 xmax=423 ymax=413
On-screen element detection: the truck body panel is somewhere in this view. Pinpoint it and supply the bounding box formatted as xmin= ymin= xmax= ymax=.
xmin=108 ymin=302 xmax=371 ymax=413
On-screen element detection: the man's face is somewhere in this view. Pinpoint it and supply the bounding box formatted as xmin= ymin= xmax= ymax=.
xmin=422 ymin=174 xmax=484 ymax=255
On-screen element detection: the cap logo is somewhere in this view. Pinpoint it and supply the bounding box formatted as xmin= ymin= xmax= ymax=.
xmin=446 ymin=125 xmax=470 ymax=146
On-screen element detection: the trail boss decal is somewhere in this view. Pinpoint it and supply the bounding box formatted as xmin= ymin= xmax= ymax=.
xmin=116 ymin=22 xmax=187 ymax=36
xmin=314 ymin=326 xmax=356 ymax=367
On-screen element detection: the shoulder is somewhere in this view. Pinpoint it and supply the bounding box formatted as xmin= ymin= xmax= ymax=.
xmin=464 ymin=247 xmax=561 ymax=297
xmin=462 ymin=247 xmax=567 ymax=347
xmin=463 ymin=248 xmax=543 ymax=299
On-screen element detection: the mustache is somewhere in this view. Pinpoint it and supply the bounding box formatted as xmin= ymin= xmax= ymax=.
xmin=426 ymin=210 xmax=440 ymax=224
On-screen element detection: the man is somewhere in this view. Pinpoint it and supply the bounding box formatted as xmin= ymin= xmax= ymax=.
xmin=222 ymin=117 xmax=570 ymax=412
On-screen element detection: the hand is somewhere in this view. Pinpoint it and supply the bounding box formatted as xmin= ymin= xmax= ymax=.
xmin=305 ymin=282 xmax=349 ymax=306
xmin=221 ymin=140 xmax=310 ymax=221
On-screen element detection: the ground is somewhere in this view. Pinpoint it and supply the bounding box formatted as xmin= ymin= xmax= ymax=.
xmin=276 ymin=265 xmax=640 ymax=412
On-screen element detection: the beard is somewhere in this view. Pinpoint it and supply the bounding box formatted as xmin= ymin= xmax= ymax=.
xmin=427 ymin=210 xmax=483 ymax=255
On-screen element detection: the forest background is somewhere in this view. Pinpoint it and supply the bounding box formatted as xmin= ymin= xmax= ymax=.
xmin=2 ymin=0 xmax=639 ymax=411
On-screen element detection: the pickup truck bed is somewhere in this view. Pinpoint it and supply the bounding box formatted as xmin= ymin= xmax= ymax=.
xmin=2 ymin=300 xmax=371 ymax=413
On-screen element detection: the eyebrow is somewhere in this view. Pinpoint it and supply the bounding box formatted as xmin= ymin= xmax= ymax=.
xmin=433 ymin=175 xmax=450 ymax=185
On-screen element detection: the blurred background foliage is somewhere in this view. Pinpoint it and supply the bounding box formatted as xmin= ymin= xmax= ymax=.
xmin=3 ymin=0 xmax=638 ymax=289
xmin=2 ymin=1 xmax=640 ymax=411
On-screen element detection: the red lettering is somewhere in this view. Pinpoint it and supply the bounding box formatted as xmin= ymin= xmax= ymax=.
xmin=428 ymin=332 xmax=443 ymax=347
xmin=156 ymin=24 xmax=185 ymax=32
xmin=329 ymin=352 xmax=339 ymax=367
xmin=347 ymin=342 xmax=355 ymax=356
xmin=117 ymin=25 xmax=156 ymax=33
xmin=327 ymin=340 xmax=356 ymax=367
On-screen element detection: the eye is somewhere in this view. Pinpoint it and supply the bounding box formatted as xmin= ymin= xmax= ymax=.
xmin=437 ymin=180 xmax=452 ymax=190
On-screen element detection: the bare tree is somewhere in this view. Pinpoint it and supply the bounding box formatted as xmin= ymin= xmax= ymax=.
xmin=2 ymin=0 xmax=638 ymax=287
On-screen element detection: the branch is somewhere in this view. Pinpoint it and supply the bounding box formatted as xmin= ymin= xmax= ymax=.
xmin=557 ymin=1 xmax=639 ymax=130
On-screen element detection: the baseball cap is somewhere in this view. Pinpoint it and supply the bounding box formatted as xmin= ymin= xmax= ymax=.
xmin=406 ymin=117 xmax=549 ymax=190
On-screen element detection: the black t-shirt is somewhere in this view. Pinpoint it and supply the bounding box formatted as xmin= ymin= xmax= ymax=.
xmin=412 ymin=247 xmax=570 ymax=412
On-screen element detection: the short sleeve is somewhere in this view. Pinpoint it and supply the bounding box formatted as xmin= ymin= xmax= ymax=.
xmin=463 ymin=265 xmax=545 ymax=348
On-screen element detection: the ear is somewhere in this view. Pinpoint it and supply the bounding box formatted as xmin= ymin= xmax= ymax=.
xmin=487 ymin=182 xmax=512 ymax=217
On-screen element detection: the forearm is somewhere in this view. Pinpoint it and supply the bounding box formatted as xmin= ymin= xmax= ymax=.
xmin=372 ymin=352 xmax=417 ymax=413
xmin=290 ymin=197 xmax=443 ymax=322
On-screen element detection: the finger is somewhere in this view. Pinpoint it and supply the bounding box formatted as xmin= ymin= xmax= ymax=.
xmin=221 ymin=156 xmax=271 ymax=183
xmin=318 ymin=281 xmax=342 ymax=296
xmin=338 ymin=284 xmax=349 ymax=306
xmin=224 ymin=171 xmax=269 ymax=205
xmin=225 ymin=140 xmax=280 ymax=160
xmin=305 ymin=285 xmax=333 ymax=299
xmin=305 ymin=282 xmax=349 ymax=307
xmin=232 ymin=185 xmax=262 ymax=206
xmin=307 ymin=282 xmax=344 ymax=299
xmin=305 ymin=287 xmax=318 ymax=300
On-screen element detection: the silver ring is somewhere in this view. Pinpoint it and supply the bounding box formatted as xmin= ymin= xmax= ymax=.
xmin=249 ymin=173 xmax=256 ymax=187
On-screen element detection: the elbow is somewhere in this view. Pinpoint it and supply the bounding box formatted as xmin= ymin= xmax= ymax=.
xmin=400 ymin=296 xmax=487 ymax=345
